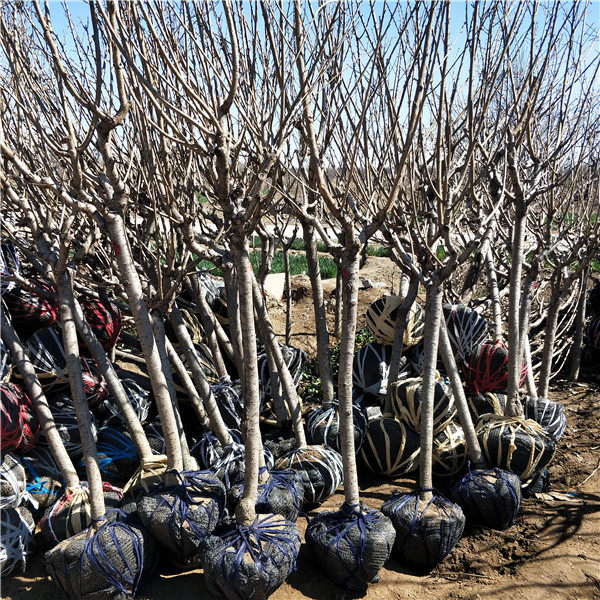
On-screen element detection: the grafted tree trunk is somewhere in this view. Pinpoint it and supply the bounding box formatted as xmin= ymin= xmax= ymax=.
xmin=106 ymin=214 xmax=183 ymax=471
xmin=72 ymin=297 xmax=154 ymax=460
xmin=337 ymin=249 xmax=361 ymax=507
xmin=438 ymin=321 xmax=484 ymax=466
xmin=419 ymin=278 xmax=444 ymax=502
xmin=56 ymin=271 xmax=105 ymax=522
xmin=169 ymin=305 xmax=233 ymax=446
xmin=302 ymin=221 xmax=335 ymax=408
xmin=384 ymin=277 xmax=419 ymax=414
xmin=1 ymin=312 xmax=80 ymax=488
xmin=569 ymin=269 xmax=588 ymax=381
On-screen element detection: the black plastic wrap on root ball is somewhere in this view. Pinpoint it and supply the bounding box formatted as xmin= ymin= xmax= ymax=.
xmin=442 ymin=303 xmax=489 ymax=360
xmin=203 ymin=514 xmax=301 ymax=600
xmin=476 ymin=414 xmax=556 ymax=480
xmin=274 ymin=445 xmax=343 ymax=506
xmin=0 ymin=338 xmax=12 ymax=383
xmin=306 ymin=503 xmax=395 ymax=592
xmin=381 ymin=490 xmax=465 ymax=572
xmin=258 ymin=344 xmax=306 ymax=397
xmin=450 ymin=467 xmax=521 ymax=530
xmin=365 ymin=295 xmax=425 ymax=348
xmin=352 ymin=342 xmax=392 ymax=399
xmin=211 ymin=443 xmax=275 ymax=491
xmin=468 ymin=392 xmax=507 ymax=420
xmin=306 ymin=402 xmax=367 ymax=452
xmin=1 ymin=505 xmax=35 ymax=575
xmin=0 ymin=453 xmax=27 ymax=509
xmin=136 ymin=470 xmax=225 ymax=568
xmin=21 ymin=447 xmax=64 ymax=512
xmin=79 ymin=296 xmax=123 ymax=353
xmin=212 ymin=380 xmax=264 ymax=431
xmin=89 ymin=425 xmax=140 ymax=486
xmin=40 ymin=483 xmax=123 ymax=546
xmin=94 ymin=379 xmax=152 ymax=428
xmin=40 ymin=406 xmax=98 ymax=459
xmin=522 ymin=467 xmax=550 ymax=498
xmin=523 ymin=396 xmax=567 ymax=441
xmin=359 ymin=416 xmax=420 ymax=477
xmin=432 ymin=422 xmax=467 ymax=478
xmin=45 ymin=510 xmax=157 ymax=600
xmin=229 ymin=470 xmax=304 ymax=523
xmin=191 ymin=430 xmax=242 ymax=470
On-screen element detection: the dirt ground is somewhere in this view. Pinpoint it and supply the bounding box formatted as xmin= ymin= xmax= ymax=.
xmin=4 ymin=257 xmax=600 ymax=600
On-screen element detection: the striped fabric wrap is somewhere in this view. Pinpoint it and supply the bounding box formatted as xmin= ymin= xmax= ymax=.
xmin=365 ymin=295 xmax=425 ymax=348
xmin=19 ymin=328 xmax=108 ymax=405
xmin=274 ymin=445 xmax=344 ymax=506
xmin=450 ymin=467 xmax=522 ymax=530
xmin=442 ymin=303 xmax=489 ymax=360
xmin=476 ymin=414 xmax=556 ymax=481
xmin=523 ymin=397 xmax=567 ymax=441
xmin=4 ymin=277 xmax=59 ymax=339
xmin=1 ymin=506 xmax=35 ymax=575
xmin=1 ymin=339 xmax=12 ymax=383
xmin=40 ymin=483 xmax=123 ymax=546
xmin=468 ymin=392 xmax=507 ymax=420
xmin=432 ymin=422 xmax=467 ymax=477
xmin=352 ymin=342 xmax=398 ymax=398
xmin=0 ymin=454 xmax=28 ymax=509
xmin=0 ymin=242 xmax=21 ymax=296
xmin=306 ymin=402 xmax=367 ymax=453
xmin=381 ymin=491 xmax=465 ymax=572
xmin=1 ymin=382 xmax=40 ymax=454
xmin=462 ymin=340 xmax=526 ymax=394
xmin=360 ymin=416 xmax=420 ymax=477
xmin=80 ymin=296 xmax=123 ymax=352
xmin=391 ymin=377 xmax=456 ymax=435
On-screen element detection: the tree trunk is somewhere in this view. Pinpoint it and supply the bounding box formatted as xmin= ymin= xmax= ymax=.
xmin=283 ymin=247 xmax=292 ymax=347
xmin=106 ymin=214 xmax=183 ymax=471
xmin=569 ymin=269 xmax=588 ymax=381
xmin=222 ymin=265 xmax=244 ymax=368
xmin=419 ymin=278 xmax=444 ymax=502
xmin=169 ymin=305 xmax=233 ymax=446
xmin=185 ymin=274 xmax=232 ymax=378
xmin=56 ymin=271 xmax=105 ymax=522
xmin=522 ymin=335 xmax=537 ymax=399
xmin=1 ymin=311 xmax=79 ymax=488
xmin=505 ymin=204 xmax=527 ymax=417
xmin=384 ymin=277 xmax=419 ymax=415
xmin=337 ymin=249 xmax=361 ymax=508
xmin=302 ymin=221 xmax=335 ymax=408
xmin=251 ymin=277 xmax=307 ymax=447
xmin=485 ymin=247 xmax=503 ymax=340
xmin=150 ymin=314 xmax=197 ymax=471
xmin=438 ymin=320 xmax=484 ymax=466
xmin=72 ymin=297 xmax=154 ymax=460
xmin=233 ymin=242 xmax=263 ymax=525
xmin=516 ymin=263 xmax=538 ymax=400
xmin=537 ymin=277 xmax=563 ymax=399
xmin=334 ymin=256 xmax=343 ymax=340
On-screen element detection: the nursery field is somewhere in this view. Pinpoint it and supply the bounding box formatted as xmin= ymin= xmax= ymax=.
xmin=4 ymin=263 xmax=600 ymax=600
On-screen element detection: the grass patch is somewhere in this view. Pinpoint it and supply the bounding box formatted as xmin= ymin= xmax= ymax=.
xmin=365 ymin=245 xmax=390 ymax=257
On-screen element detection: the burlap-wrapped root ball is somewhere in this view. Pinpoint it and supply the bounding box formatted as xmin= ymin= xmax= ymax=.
xmin=0 ymin=454 xmax=27 ymax=509
xmin=468 ymin=392 xmax=506 ymax=420
xmin=21 ymin=447 xmax=64 ymax=512
xmin=1 ymin=505 xmax=35 ymax=575
xmin=306 ymin=402 xmax=367 ymax=452
xmin=1 ymin=382 xmax=40 ymax=454
xmin=476 ymin=414 xmax=556 ymax=480
xmin=46 ymin=512 xmax=157 ymax=600
xmin=391 ymin=377 xmax=456 ymax=435
xmin=443 ymin=303 xmax=489 ymax=360
xmin=212 ymin=443 xmax=274 ymax=491
xmin=306 ymin=503 xmax=395 ymax=592
xmin=136 ymin=470 xmax=226 ymax=568
xmin=450 ymin=467 xmax=521 ymax=529
xmin=381 ymin=491 xmax=465 ymax=572
xmin=79 ymin=295 xmax=123 ymax=353
xmin=360 ymin=417 xmax=420 ymax=477
xmin=365 ymin=295 xmax=425 ymax=348
xmin=229 ymin=470 xmax=304 ymax=523
xmin=274 ymin=445 xmax=343 ymax=506
xmin=203 ymin=514 xmax=301 ymax=600
xmin=522 ymin=467 xmax=550 ymax=498
xmin=40 ymin=483 xmax=123 ymax=546
xmin=432 ymin=422 xmax=467 ymax=478
xmin=462 ymin=340 xmax=526 ymax=394
xmin=523 ymin=396 xmax=567 ymax=441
